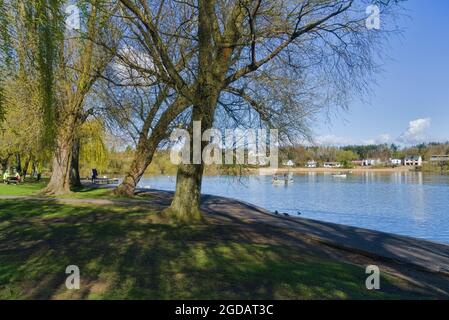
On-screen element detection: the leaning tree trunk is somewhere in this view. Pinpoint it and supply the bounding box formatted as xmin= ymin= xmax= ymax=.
xmin=70 ymin=138 xmax=82 ymax=188
xmin=113 ymin=95 xmax=188 ymax=197
xmin=114 ymin=140 xmax=157 ymax=197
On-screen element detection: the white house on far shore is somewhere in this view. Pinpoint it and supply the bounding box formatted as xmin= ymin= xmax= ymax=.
xmin=362 ymin=159 xmax=380 ymax=166
xmin=282 ymin=160 xmax=295 ymax=167
xmin=404 ymin=155 xmax=422 ymax=166
xmin=389 ymin=158 xmax=402 ymax=166
xmin=306 ymin=160 xmax=317 ymax=168
xmin=323 ymin=162 xmax=342 ymax=168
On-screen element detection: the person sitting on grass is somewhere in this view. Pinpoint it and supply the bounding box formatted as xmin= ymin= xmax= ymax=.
xmin=2 ymin=170 xmax=20 ymax=184
xmin=15 ymin=171 xmax=21 ymax=183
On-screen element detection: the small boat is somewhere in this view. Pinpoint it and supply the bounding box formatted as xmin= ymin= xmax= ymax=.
xmin=272 ymin=172 xmax=294 ymax=184
xmin=272 ymin=175 xmax=284 ymax=184
xmin=332 ymin=173 xmax=347 ymax=178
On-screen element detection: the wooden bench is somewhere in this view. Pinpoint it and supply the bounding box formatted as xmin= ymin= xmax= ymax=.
xmin=92 ymin=178 xmax=119 ymax=185
xmin=3 ymin=178 xmax=21 ymax=185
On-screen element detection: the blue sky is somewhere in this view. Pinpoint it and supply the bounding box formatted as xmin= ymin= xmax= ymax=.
xmin=316 ymin=0 xmax=449 ymax=146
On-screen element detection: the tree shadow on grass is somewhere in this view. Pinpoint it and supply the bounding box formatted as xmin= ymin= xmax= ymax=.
xmin=0 ymin=200 xmax=444 ymax=299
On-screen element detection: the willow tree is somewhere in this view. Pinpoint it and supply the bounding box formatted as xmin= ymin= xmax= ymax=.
xmin=0 ymin=0 xmax=12 ymax=122
xmin=0 ymin=1 xmax=47 ymax=175
xmin=119 ymin=0 xmax=401 ymax=221
xmin=64 ymin=118 xmax=108 ymax=186
xmin=29 ymin=0 xmax=119 ymax=194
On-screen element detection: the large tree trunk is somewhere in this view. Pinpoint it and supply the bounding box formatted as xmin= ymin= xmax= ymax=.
xmin=167 ymin=0 xmax=224 ymax=223
xmin=168 ymin=104 xmax=216 ymax=222
xmin=70 ymin=138 xmax=82 ymax=188
xmin=0 ymin=162 xmax=6 ymax=174
xmin=0 ymin=156 xmax=9 ymax=174
xmin=169 ymin=161 xmax=205 ymax=222
xmin=42 ymin=133 xmax=74 ymax=195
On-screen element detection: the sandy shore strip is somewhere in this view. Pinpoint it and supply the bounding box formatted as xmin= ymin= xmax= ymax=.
xmin=257 ymin=166 xmax=413 ymax=174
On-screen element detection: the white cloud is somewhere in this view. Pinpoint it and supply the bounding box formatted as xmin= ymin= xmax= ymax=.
xmin=110 ymin=46 xmax=156 ymax=85
xmin=315 ymin=135 xmax=355 ymax=146
xmin=315 ymin=133 xmax=391 ymax=146
xmin=376 ymin=133 xmax=391 ymax=144
xmin=361 ymin=133 xmax=391 ymax=145
xmin=314 ymin=118 xmax=432 ymax=147
xmin=397 ymin=118 xmax=431 ymax=145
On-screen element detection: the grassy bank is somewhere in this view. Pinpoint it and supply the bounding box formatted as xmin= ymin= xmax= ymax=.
xmin=0 ymin=179 xmax=113 ymax=199
xmin=418 ymin=163 xmax=449 ymax=174
xmin=0 ymin=179 xmax=48 ymax=196
xmin=0 ymin=182 xmax=443 ymax=299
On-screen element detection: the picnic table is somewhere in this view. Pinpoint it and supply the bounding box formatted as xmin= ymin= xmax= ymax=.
xmin=92 ymin=178 xmax=120 ymax=185
xmin=3 ymin=176 xmax=21 ymax=185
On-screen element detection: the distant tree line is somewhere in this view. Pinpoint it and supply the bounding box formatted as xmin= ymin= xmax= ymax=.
xmin=279 ymin=142 xmax=449 ymax=166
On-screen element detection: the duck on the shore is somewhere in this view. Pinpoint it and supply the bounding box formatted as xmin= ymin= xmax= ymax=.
xmin=274 ymin=210 xmax=279 ymax=215
xmin=283 ymin=212 xmax=289 ymax=217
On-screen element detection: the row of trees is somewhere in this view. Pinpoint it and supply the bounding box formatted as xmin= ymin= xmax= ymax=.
xmin=0 ymin=0 xmax=402 ymax=222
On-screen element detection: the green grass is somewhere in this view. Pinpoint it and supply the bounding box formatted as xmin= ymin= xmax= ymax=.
xmin=0 ymin=179 xmax=48 ymax=196
xmin=58 ymin=186 xmax=115 ymax=199
xmin=0 ymin=179 xmax=117 ymax=199
xmin=0 ymin=200 xmax=431 ymax=299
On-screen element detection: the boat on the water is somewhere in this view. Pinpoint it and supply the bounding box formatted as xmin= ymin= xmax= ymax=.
xmin=332 ymin=173 xmax=347 ymax=178
xmin=272 ymin=172 xmax=294 ymax=184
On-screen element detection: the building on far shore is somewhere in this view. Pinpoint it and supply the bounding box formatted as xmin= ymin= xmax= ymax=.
xmin=430 ymin=155 xmax=449 ymax=162
xmin=389 ymin=158 xmax=402 ymax=166
xmin=362 ymin=159 xmax=380 ymax=167
xmin=306 ymin=160 xmax=317 ymax=168
xmin=404 ymin=155 xmax=422 ymax=166
xmin=351 ymin=160 xmax=364 ymax=166
xmin=323 ymin=162 xmax=342 ymax=168
xmin=282 ymin=160 xmax=295 ymax=167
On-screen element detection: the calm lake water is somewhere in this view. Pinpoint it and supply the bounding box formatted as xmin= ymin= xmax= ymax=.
xmin=138 ymin=172 xmax=449 ymax=244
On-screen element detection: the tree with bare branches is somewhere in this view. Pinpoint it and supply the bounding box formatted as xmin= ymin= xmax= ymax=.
xmin=115 ymin=0 xmax=402 ymax=222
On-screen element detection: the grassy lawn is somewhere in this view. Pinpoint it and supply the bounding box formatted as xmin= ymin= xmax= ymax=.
xmin=0 ymin=179 xmax=48 ymax=196
xmin=0 ymin=199 xmax=431 ymax=299
xmin=0 ymin=179 xmax=114 ymax=199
